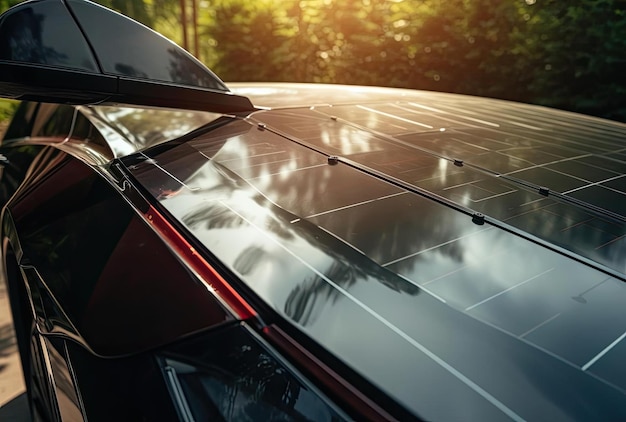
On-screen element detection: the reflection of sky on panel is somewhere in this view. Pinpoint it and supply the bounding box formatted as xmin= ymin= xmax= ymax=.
xmin=523 ymin=277 xmax=626 ymax=366
xmin=146 ymin=120 xmax=626 ymax=377
xmin=127 ymin=114 xmax=626 ymax=421
xmin=385 ymin=221 xmax=626 ymax=384
xmin=152 ymin=158 xmax=553 ymax=421
xmin=255 ymin=105 xmax=626 ymax=276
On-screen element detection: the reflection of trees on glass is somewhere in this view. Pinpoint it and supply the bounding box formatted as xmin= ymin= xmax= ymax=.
xmin=245 ymin=155 xmax=471 ymax=272
xmin=167 ymin=47 xmax=224 ymax=90
xmin=501 ymin=202 xmax=626 ymax=276
xmin=0 ymin=7 xmax=67 ymax=65
xmin=170 ymin=150 xmax=421 ymax=327
xmin=114 ymin=63 xmax=148 ymax=79
xmin=165 ymin=326 xmax=342 ymax=420
xmin=284 ymin=260 xmax=417 ymax=326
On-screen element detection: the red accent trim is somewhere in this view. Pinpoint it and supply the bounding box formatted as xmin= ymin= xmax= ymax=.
xmin=144 ymin=205 xmax=257 ymax=320
xmin=264 ymin=325 xmax=398 ymax=421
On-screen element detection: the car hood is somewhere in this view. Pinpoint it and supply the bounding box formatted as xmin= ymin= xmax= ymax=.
xmin=124 ymin=83 xmax=626 ymax=421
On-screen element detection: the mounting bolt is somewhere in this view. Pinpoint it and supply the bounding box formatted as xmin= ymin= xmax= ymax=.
xmin=328 ymin=156 xmax=339 ymax=165
xmin=257 ymin=123 xmax=266 ymax=130
xmin=330 ymin=115 xmax=338 ymax=121
xmin=472 ymin=212 xmax=485 ymax=225
xmin=454 ymin=159 xmax=464 ymax=167
xmin=539 ymin=186 xmax=550 ymax=196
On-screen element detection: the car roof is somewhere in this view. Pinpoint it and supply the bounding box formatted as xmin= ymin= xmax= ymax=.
xmin=123 ymin=85 xmax=626 ymax=419
xmin=232 ymin=83 xmax=626 ymax=275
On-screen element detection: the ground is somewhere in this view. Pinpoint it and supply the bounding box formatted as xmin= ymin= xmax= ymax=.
xmin=0 ymin=275 xmax=28 ymax=420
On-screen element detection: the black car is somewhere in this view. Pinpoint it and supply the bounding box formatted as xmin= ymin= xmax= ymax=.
xmin=1 ymin=0 xmax=626 ymax=420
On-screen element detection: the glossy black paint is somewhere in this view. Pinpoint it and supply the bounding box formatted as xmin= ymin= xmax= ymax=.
xmin=8 ymin=149 xmax=233 ymax=356
xmin=64 ymin=336 xmax=182 ymax=421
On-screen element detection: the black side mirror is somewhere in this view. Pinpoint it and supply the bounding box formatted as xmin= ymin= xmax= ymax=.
xmin=0 ymin=0 xmax=254 ymax=114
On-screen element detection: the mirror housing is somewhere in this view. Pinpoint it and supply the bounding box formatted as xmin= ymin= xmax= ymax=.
xmin=0 ymin=0 xmax=255 ymax=113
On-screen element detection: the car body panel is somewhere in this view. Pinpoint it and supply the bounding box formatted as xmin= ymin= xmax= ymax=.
xmin=3 ymin=147 xmax=235 ymax=356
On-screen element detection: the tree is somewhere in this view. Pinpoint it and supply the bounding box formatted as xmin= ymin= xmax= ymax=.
xmin=517 ymin=0 xmax=626 ymax=121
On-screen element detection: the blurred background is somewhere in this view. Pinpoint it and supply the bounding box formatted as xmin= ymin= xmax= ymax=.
xmin=1 ymin=0 xmax=625 ymax=124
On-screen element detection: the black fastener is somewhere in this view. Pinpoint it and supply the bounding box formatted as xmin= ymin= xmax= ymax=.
xmin=472 ymin=212 xmax=485 ymax=225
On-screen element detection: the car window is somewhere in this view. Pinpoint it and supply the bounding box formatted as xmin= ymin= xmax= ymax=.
xmin=0 ymin=0 xmax=98 ymax=71
xmin=161 ymin=324 xmax=346 ymax=421
xmin=66 ymin=0 xmax=228 ymax=91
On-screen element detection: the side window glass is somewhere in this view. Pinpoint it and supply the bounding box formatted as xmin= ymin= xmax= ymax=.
xmin=14 ymin=153 xmax=229 ymax=355
xmin=162 ymin=325 xmax=346 ymax=421
xmin=0 ymin=0 xmax=98 ymax=71
xmin=66 ymin=0 xmax=227 ymax=90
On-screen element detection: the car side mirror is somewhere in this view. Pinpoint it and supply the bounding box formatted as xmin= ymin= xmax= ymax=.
xmin=0 ymin=0 xmax=254 ymax=114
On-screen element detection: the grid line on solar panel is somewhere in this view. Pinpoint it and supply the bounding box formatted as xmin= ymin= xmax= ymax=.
xmin=244 ymin=163 xmax=327 ymax=180
xmin=546 ymin=159 xmax=620 ymax=182
xmin=603 ymin=175 xmax=626 ymax=193
xmin=415 ymin=103 xmax=624 ymax=145
xmin=465 ymin=268 xmax=556 ymax=312
xmin=519 ymin=313 xmax=562 ymax=338
xmin=433 ymin=98 xmax=626 ymax=137
xmin=304 ymin=191 xmax=408 ymax=219
xmin=213 ymin=150 xmax=289 ymax=165
xmin=397 ymin=103 xmax=502 ymax=128
xmin=563 ymin=174 xmax=626 ymax=195
xmin=254 ymin=108 xmax=626 ymax=275
xmin=595 ymin=234 xmax=626 ymax=250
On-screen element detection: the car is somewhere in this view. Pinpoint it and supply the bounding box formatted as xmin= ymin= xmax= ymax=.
xmin=1 ymin=0 xmax=626 ymax=420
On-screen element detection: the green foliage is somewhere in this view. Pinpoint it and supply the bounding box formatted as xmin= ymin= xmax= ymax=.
xmin=0 ymin=99 xmax=19 ymax=138
xmin=0 ymin=0 xmax=20 ymax=12
xmin=518 ymin=0 xmax=626 ymax=121
xmin=0 ymin=99 xmax=19 ymax=121
xmin=199 ymin=0 xmax=626 ymax=121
